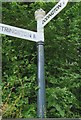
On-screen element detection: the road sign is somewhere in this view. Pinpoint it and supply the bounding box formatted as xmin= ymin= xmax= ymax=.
xmin=42 ymin=0 xmax=69 ymax=27
xmin=0 ymin=23 xmax=43 ymax=42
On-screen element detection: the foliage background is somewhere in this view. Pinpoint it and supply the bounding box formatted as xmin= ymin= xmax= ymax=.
xmin=2 ymin=1 xmax=81 ymax=118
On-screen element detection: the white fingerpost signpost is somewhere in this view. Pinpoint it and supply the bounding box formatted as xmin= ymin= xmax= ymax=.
xmin=0 ymin=0 xmax=69 ymax=118
xmin=35 ymin=0 xmax=69 ymax=118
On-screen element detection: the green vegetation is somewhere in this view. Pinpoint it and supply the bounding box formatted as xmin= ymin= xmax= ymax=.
xmin=2 ymin=2 xmax=81 ymax=118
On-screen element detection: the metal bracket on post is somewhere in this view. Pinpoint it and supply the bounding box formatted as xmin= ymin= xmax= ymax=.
xmin=35 ymin=9 xmax=46 ymax=118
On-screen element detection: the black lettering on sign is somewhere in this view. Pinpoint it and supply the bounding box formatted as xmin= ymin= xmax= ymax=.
xmin=5 ymin=27 xmax=11 ymax=32
xmin=33 ymin=34 xmax=36 ymax=38
xmin=30 ymin=34 xmax=32 ymax=38
xmin=51 ymin=10 xmax=55 ymax=16
xmin=1 ymin=26 xmax=18 ymax=35
xmin=2 ymin=26 xmax=5 ymax=31
xmin=55 ymin=3 xmax=62 ymax=11
xmin=24 ymin=33 xmax=27 ymax=37
xmin=47 ymin=11 xmax=53 ymax=19
xmin=42 ymin=19 xmax=46 ymax=25
xmin=42 ymin=2 xmax=62 ymax=25
xmin=44 ymin=17 xmax=48 ymax=22
xmin=42 ymin=9 xmax=55 ymax=25
xmin=12 ymin=29 xmax=17 ymax=34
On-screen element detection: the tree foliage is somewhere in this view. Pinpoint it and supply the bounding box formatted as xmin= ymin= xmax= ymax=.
xmin=2 ymin=1 xmax=81 ymax=118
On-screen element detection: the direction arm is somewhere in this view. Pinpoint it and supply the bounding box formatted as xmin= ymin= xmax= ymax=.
xmin=42 ymin=0 xmax=69 ymax=27
xmin=0 ymin=23 xmax=43 ymax=42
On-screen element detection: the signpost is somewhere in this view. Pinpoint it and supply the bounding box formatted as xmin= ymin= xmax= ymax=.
xmin=35 ymin=0 xmax=69 ymax=118
xmin=0 ymin=0 xmax=69 ymax=118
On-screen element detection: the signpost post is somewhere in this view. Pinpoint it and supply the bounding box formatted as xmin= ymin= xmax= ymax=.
xmin=0 ymin=0 xmax=69 ymax=118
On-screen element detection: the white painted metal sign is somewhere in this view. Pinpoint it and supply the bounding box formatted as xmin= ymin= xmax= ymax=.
xmin=0 ymin=23 xmax=43 ymax=42
xmin=42 ymin=0 xmax=69 ymax=27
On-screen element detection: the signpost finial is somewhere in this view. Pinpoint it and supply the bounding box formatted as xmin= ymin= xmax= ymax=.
xmin=35 ymin=9 xmax=45 ymax=20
